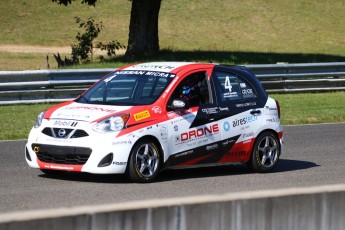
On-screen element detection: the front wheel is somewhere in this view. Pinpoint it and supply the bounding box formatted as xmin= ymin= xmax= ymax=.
xmin=249 ymin=131 xmax=280 ymax=173
xmin=127 ymin=139 xmax=161 ymax=183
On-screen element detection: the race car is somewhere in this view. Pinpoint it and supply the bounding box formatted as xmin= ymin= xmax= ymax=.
xmin=25 ymin=62 xmax=284 ymax=183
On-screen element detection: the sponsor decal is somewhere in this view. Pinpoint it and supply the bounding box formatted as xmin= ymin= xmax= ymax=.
xmin=218 ymin=107 xmax=229 ymax=111
xmin=224 ymin=91 xmax=238 ymax=98
xmin=167 ymin=109 xmax=193 ymax=120
xmin=116 ymin=70 xmax=145 ymax=75
xmin=160 ymin=125 xmax=168 ymax=142
xmin=266 ymin=118 xmax=278 ymax=123
xmin=53 ymin=120 xmax=78 ymax=127
xmin=235 ymin=102 xmax=256 ymax=108
xmin=242 ymin=132 xmax=254 ymax=138
xmin=56 ymin=113 xmax=90 ymax=119
xmin=145 ymin=72 xmax=174 ymax=78
xmin=115 ymin=70 xmax=176 ymax=78
xmin=44 ymin=165 xmax=75 ymax=170
xmin=113 ymin=162 xmax=127 ymax=166
xmin=225 ymin=151 xmax=246 ymax=158
xmin=44 ymin=138 xmax=72 ymax=143
xmin=130 ymin=64 xmax=177 ymax=71
xmin=202 ymin=107 xmax=218 ymax=114
xmin=165 ymin=76 xmax=179 ymax=94
xmin=152 ymin=106 xmax=162 ymax=114
xmin=177 ymin=124 xmax=219 ymax=143
xmin=232 ymin=115 xmax=258 ymax=127
xmin=167 ymin=111 xmax=180 ymax=119
xmin=221 ymin=139 xmax=235 ymax=147
xmin=174 ymin=150 xmax=194 ymax=158
xmin=64 ymin=106 xmax=117 ymax=113
xmin=206 ymin=143 xmax=218 ymax=151
xmin=242 ymin=89 xmax=253 ymax=95
xmin=240 ymin=83 xmax=247 ymax=88
xmin=134 ymin=110 xmax=150 ymax=121
xmin=223 ymin=121 xmax=231 ymax=132
xmin=174 ymin=125 xmax=179 ymax=131
xmin=112 ymin=140 xmax=132 ymax=145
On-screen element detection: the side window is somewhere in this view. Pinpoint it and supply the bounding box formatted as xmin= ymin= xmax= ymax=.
xmin=169 ymin=71 xmax=210 ymax=107
xmin=213 ymin=71 xmax=256 ymax=102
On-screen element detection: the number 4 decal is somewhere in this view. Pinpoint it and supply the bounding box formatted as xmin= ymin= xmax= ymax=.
xmin=225 ymin=76 xmax=232 ymax=92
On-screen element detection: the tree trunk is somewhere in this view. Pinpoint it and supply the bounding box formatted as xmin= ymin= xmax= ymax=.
xmin=125 ymin=0 xmax=162 ymax=60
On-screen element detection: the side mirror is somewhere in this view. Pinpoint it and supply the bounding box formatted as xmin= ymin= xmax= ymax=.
xmin=168 ymin=98 xmax=190 ymax=111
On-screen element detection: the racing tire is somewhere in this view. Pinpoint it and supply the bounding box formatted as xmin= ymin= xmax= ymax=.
xmin=249 ymin=131 xmax=280 ymax=173
xmin=127 ymin=138 xmax=161 ymax=183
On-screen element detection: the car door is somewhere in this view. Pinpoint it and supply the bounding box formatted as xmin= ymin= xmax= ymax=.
xmin=164 ymin=70 xmax=222 ymax=168
xmin=210 ymin=67 xmax=265 ymax=163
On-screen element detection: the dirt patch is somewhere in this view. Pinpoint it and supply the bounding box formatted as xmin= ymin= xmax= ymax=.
xmin=0 ymin=45 xmax=71 ymax=54
xmin=0 ymin=45 xmax=125 ymax=55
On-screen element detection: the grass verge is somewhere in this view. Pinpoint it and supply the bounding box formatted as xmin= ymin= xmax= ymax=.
xmin=0 ymin=92 xmax=344 ymax=140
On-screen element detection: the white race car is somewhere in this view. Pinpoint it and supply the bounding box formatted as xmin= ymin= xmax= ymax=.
xmin=25 ymin=62 xmax=283 ymax=182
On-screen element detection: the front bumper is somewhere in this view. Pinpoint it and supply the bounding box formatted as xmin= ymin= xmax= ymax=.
xmin=25 ymin=121 xmax=134 ymax=174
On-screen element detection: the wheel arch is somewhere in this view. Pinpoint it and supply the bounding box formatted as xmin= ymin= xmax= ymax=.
xmin=125 ymin=135 xmax=165 ymax=171
xmin=250 ymin=128 xmax=282 ymax=164
xmin=256 ymin=129 xmax=282 ymax=151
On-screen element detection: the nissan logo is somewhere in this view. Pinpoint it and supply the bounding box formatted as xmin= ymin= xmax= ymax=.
xmin=58 ymin=129 xmax=66 ymax=138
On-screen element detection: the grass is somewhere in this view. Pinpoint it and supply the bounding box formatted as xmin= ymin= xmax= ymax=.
xmin=1 ymin=92 xmax=345 ymax=140
xmin=1 ymin=0 xmax=345 ymax=70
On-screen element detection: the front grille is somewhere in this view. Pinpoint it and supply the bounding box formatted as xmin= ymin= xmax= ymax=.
xmin=71 ymin=130 xmax=89 ymax=138
xmin=32 ymin=144 xmax=92 ymax=165
xmin=42 ymin=128 xmax=89 ymax=138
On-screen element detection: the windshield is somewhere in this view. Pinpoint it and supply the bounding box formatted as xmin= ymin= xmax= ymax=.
xmin=76 ymin=70 xmax=176 ymax=106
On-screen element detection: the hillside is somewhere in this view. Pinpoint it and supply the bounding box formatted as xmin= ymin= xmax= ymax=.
xmin=0 ymin=0 xmax=344 ymax=70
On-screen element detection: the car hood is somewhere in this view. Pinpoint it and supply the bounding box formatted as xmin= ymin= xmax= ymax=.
xmin=46 ymin=102 xmax=133 ymax=122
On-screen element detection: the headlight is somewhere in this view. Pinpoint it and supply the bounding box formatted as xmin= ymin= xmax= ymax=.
xmin=34 ymin=111 xmax=45 ymax=128
xmin=92 ymin=114 xmax=130 ymax=133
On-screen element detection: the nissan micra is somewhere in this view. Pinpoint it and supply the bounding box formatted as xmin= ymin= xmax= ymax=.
xmin=25 ymin=62 xmax=283 ymax=182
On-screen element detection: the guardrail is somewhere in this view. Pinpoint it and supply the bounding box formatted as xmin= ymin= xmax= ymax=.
xmin=1 ymin=63 xmax=345 ymax=105
xmin=1 ymin=184 xmax=345 ymax=230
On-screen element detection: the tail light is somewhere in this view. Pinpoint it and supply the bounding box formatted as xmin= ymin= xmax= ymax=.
xmin=275 ymin=100 xmax=281 ymax=119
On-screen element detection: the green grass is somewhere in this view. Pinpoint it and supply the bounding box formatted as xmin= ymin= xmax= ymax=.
xmin=1 ymin=0 xmax=345 ymax=70
xmin=270 ymin=92 xmax=345 ymax=125
xmin=1 ymin=92 xmax=345 ymax=140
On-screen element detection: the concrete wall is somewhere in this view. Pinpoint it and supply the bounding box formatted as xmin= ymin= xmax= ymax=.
xmin=0 ymin=184 xmax=344 ymax=230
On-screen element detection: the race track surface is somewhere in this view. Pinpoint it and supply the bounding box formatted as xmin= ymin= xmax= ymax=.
xmin=0 ymin=123 xmax=344 ymax=214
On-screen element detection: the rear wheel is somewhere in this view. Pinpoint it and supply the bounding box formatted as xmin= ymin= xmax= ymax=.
xmin=128 ymin=138 xmax=161 ymax=183
xmin=249 ymin=131 xmax=280 ymax=173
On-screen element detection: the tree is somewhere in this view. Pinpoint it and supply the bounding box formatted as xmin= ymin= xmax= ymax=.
xmin=52 ymin=0 xmax=162 ymax=60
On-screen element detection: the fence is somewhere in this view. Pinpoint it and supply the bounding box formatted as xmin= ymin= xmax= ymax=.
xmin=1 ymin=63 xmax=345 ymax=105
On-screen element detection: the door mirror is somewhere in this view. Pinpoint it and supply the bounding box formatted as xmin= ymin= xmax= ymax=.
xmin=168 ymin=98 xmax=190 ymax=111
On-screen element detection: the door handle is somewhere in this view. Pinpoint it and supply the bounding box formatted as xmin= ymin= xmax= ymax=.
xmin=250 ymin=110 xmax=261 ymax=115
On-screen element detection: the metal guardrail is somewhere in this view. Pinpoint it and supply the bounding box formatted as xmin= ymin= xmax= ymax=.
xmin=1 ymin=63 xmax=345 ymax=105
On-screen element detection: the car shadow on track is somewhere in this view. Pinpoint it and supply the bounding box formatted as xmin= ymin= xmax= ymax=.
xmin=38 ymin=159 xmax=319 ymax=183
xmin=157 ymin=159 xmax=319 ymax=182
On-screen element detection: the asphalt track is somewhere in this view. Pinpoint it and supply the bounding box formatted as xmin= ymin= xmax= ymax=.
xmin=0 ymin=123 xmax=344 ymax=214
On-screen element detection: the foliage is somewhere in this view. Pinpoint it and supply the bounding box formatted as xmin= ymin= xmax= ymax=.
xmin=71 ymin=16 xmax=103 ymax=63
xmin=53 ymin=17 xmax=125 ymax=67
